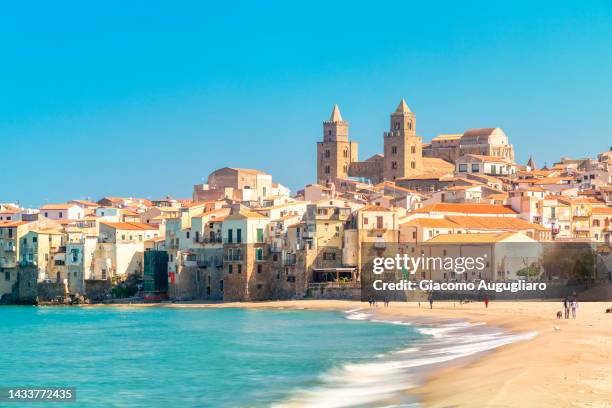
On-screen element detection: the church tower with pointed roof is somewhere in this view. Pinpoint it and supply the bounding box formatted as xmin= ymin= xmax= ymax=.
xmin=383 ymin=99 xmax=423 ymax=180
xmin=527 ymin=156 xmax=537 ymax=170
xmin=317 ymin=104 xmax=358 ymax=185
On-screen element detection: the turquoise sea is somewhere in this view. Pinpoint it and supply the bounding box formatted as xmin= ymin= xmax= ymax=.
xmin=0 ymin=306 xmax=423 ymax=407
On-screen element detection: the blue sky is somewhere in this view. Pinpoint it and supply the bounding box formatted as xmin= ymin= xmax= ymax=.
xmin=1 ymin=1 xmax=611 ymax=207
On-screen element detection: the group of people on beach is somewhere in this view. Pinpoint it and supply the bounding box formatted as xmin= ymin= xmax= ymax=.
xmin=563 ymin=295 xmax=578 ymax=319
xmin=367 ymin=296 xmax=389 ymax=307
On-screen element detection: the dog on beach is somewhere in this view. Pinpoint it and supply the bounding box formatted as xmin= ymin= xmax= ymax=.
xmin=556 ymin=311 xmax=563 ymax=319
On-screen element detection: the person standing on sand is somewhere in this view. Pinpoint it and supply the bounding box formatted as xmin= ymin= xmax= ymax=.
xmin=484 ymin=296 xmax=489 ymax=308
xmin=428 ymin=295 xmax=433 ymax=309
xmin=563 ymin=297 xmax=570 ymax=319
xmin=571 ymin=298 xmax=578 ymax=319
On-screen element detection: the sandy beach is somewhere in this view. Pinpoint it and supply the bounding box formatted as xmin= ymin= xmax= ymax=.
xmin=97 ymin=300 xmax=612 ymax=407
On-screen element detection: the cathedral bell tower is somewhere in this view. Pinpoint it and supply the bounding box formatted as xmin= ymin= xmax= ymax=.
xmin=316 ymin=105 xmax=358 ymax=186
xmin=383 ymin=99 xmax=423 ymax=180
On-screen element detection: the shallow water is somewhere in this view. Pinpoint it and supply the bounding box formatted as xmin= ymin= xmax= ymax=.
xmin=0 ymin=306 xmax=422 ymax=407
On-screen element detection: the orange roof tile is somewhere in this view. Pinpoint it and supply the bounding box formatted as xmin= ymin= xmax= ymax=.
xmin=101 ymin=222 xmax=159 ymax=231
xmin=413 ymin=203 xmax=517 ymax=215
xmin=426 ymin=232 xmax=519 ymax=243
xmin=446 ymin=215 xmax=548 ymax=231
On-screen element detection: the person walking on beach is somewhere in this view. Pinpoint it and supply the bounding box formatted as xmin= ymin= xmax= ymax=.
xmin=368 ymin=296 xmax=373 ymax=308
xmin=571 ymin=298 xmax=578 ymax=319
xmin=484 ymin=296 xmax=489 ymax=309
xmin=428 ymin=294 xmax=433 ymax=309
xmin=563 ymin=297 xmax=570 ymax=319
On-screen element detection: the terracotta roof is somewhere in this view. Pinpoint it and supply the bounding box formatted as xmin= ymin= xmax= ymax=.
xmin=426 ymin=232 xmax=519 ymax=244
xmin=223 ymin=167 xmax=269 ymax=175
xmin=0 ymin=221 xmax=30 ymax=228
xmin=422 ymin=157 xmax=455 ymax=172
xmin=413 ymin=203 xmax=517 ymax=215
xmin=359 ymin=205 xmax=390 ymax=212
xmin=70 ymin=200 xmax=98 ymax=207
xmin=101 ymin=222 xmax=159 ymax=231
xmin=192 ymin=208 xmax=231 ymax=219
xmin=447 ymin=185 xmax=482 ymax=191
xmin=446 ymin=215 xmax=548 ymax=231
xmin=40 ymin=203 xmax=77 ymax=210
xmin=401 ymin=218 xmax=458 ymax=228
xmin=432 ymin=134 xmax=462 ymax=141
xmin=225 ymin=210 xmax=268 ymax=220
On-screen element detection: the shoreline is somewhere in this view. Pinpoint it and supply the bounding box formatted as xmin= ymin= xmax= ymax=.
xmin=76 ymin=299 xmax=612 ymax=407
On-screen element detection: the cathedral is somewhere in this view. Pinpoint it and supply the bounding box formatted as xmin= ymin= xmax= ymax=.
xmin=316 ymin=99 xmax=514 ymax=186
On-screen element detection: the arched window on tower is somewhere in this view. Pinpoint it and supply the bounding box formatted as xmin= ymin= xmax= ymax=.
xmin=411 ymin=161 xmax=416 ymax=169
xmin=395 ymin=122 xmax=400 ymax=130
xmin=324 ymin=165 xmax=330 ymax=174
xmin=343 ymin=148 xmax=348 ymax=158
xmin=325 ymin=150 xmax=330 ymax=158
xmin=343 ymin=164 xmax=348 ymax=173
xmin=411 ymin=145 xmax=416 ymax=154
xmin=409 ymin=121 xmax=413 ymax=130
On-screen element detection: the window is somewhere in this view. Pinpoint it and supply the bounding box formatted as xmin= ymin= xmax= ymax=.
xmin=411 ymin=161 xmax=416 ymax=169
xmin=186 ymin=231 xmax=190 ymax=239
xmin=343 ymin=148 xmax=348 ymax=158
xmin=236 ymin=228 xmax=242 ymax=243
xmin=323 ymin=252 xmax=336 ymax=261
xmin=59 ymin=212 xmax=63 ymax=218
xmin=394 ymin=122 xmax=400 ymax=130
xmin=228 ymin=264 xmax=233 ymax=274
xmin=121 ymin=234 xmax=126 ymax=240
xmin=237 ymin=264 xmax=242 ymax=274
xmin=227 ymin=229 xmax=233 ymax=243
xmin=363 ymin=217 xmax=369 ymax=225
xmin=4 ymin=271 xmax=9 ymax=281
xmin=471 ymin=164 xmax=480 ymax=173
xmin=391 ymin=161 xmax=397 ymax=169
xmin=325 ymin=149 xmax=330 ymax=158
xmin=44 ymin=212 xmax=48 ymax=217
xmin=257 ymin=284 xmax=262 ymax=289
xmin=195 ymin=231 xmax=200 ymax=242
xmin=33 ymin=236 xmax=37 ymax=243
xmin=391 ymin=146 xmax=397 ymax=154
xmin=255 ymin=247 xmax=264 ymax=261
xmin=376 ymin=216 xmax=383 ymax=229
xmin=411 ymin=146 xmax=416 ymax=154
xmin=324 ymin=165 xmax=330 ymax=174
xmin=220 ymin=280 xmax=223 ymax=292
xmin=459 ymin=164 xmax=467 ymax=172
xmin=257 ymin=264 xmax=262 ymax=274
xmin=256 ymin=228 xmax=264 ymax=243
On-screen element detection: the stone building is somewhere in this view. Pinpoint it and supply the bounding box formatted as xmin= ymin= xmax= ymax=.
xmin=316 ymin=105 xmax=359 ymax=186
xmin=383 ymin=100 xmax=423 ymax=180
xmin=318 ymin=99 xmax=430 ymax=186
xmin=423 ymin=128 xmax=515 ymax=163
